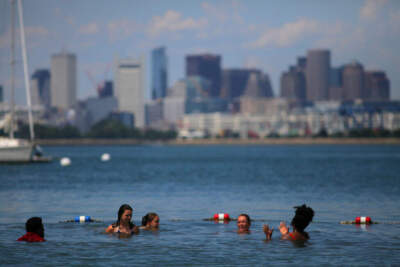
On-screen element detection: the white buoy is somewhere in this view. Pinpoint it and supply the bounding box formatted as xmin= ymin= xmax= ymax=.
xmin=60 ymin=157 xmax=71 ymax=166
xmin=101 ymin=153 xmax=111 ymax=162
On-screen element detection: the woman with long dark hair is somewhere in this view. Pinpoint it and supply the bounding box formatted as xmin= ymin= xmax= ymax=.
xmin=105 ymin=204 xmax=139 ymax=235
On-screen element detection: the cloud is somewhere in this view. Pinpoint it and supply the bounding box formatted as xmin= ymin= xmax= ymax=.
xmin=147 ymin=10 xmax=208 ymax=37
xmin=0 ymin=26 xmax=49 ymax=48
xmin=248 ymin=18 xmax=319 ymax=48
xmin=78 ymin=23 xmax=99 ymax=35
xmin=107 ymin=19 xmax=139 ymax=42
xmin=360 ymin=0 xmax=388 ymax=21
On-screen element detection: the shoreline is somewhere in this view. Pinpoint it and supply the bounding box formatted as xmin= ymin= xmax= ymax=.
xmin=34 ymin=137 xmax=400 ymax=146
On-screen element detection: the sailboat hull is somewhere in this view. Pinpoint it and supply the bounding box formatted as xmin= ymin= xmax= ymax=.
xmin=0 ymin=138 xmax=33 ymax=163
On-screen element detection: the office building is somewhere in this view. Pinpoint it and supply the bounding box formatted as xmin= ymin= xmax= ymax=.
xmin=365 ymin=71 xmax=390 ymax=101
xmin=114 ymin=57 xmax=145 ymax=128
xmin=186 ymin=54 xmax=221 ymax=97
xmin=98 ymin=81 xmax=113 ymax=98
xmin=306 ymin=49 xmax=330 ymax=101
xmin=0 ymin=85 xmax=3 ymax=102
xmin=50 ymin=52 xmax=77 ymax=109
xmin=280 ymin=67 xmax=306 ymax=101
xmin=31 ymin=69 xmax=50 ymax=107
xmin=342 ymin=61 xmax=365 ymax=100
xmin=151 ymin=47 xmax=168 ymax=99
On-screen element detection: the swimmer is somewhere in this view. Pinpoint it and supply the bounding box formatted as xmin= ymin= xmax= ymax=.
xmin=237 ymin=214 xmax=251 ymax=234
xmin=279 ymin=204 xmax=314 ymax=241
xmin=17 ymin=217 xmax=45 ymax=242
xmin=140 ymin=212 xmax=160 ymax=230
xmin=106 ymin=204 xmax=139 ymax=235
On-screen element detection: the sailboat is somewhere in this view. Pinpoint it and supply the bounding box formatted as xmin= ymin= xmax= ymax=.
xmin=0 ymin=0 xmax=51 ymax=163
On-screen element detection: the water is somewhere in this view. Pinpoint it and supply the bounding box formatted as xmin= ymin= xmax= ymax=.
xmin=1 ymin=144 xmax=400 ymax=265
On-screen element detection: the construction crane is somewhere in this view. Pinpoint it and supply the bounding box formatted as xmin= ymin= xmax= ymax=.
xmin=85 ymin=63 xmax=112 ymax=97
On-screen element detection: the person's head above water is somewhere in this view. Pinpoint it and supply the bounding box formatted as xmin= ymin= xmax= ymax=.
xmin=117 ymin=204 xmax=133 ymax=226
xmin=237 ymin=214 xmax=251 ymax=233
xmin=291 ymin=204 xmax=314 ymax=233
xmin=26 ymin=217 xmax=44 ymax=237
xmin=142 ymin=212 xmax=160 ymax=229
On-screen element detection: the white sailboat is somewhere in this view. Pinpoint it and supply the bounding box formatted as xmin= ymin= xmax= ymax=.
xmin=0 ymin=0 xmax=50 ymax=163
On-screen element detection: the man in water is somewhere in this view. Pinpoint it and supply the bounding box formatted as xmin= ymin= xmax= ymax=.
xmin=17 ymin=217 xmax=45 ymax=242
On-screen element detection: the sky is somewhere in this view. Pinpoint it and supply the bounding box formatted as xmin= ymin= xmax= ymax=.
xmin=1 ymin=0 xmax=400 ymax=104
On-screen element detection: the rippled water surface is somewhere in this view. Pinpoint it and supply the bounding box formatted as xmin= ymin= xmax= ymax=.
xmin=1 ymin=144 xmax=400 ymax=265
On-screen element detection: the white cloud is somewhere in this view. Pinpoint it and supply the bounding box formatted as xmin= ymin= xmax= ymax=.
xmin=248 ymin=18 xmax=319 ymax=48
xmin=201 ymin=2 xmax=228 ymax=22
xmin=147 ymin=10 xmax=208 ymax=37
xmin=78 ymin=23 xmax=99 ymax=35
xmin=360 ymin=0 xmax=388 ymax=21
xmin=107 ymin=19 xmax=139 ymax=42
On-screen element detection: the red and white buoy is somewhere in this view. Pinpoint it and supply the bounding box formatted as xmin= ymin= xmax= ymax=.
xmin=213 ymin=213 xmax=230 ymax=221
xmin=355 ymin=216 xmax=372 ymax=224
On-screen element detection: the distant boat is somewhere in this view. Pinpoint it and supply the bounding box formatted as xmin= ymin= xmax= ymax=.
xmin=0 ymin=0 xmax=51 ymax=163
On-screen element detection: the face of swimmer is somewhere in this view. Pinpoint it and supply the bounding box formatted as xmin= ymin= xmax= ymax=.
xmin=148 ymin=216 xmax=160 ymax=229
xmin=237 ymin=215 xmax=251 ymax=233
xmin=121 ymin=209 xmax=132 ymax=224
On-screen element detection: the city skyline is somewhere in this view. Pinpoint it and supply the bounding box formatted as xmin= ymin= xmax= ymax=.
xmin=0 ymin=0 xmax=399 ymax=105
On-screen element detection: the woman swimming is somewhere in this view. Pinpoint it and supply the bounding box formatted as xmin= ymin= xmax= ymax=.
xmin=140 ymin=212 xmax=160 ymax=230
xmin=279 ymin=204 xmax=314 ymax=241
xmin=237 ymin=214 xmax=251 ymax=234
xmin=105 ymin=204 xmax=139 ymax=235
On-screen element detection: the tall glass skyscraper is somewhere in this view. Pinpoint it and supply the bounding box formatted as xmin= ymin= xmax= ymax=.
xmin=151 ymin=47 xmax=167 ymax=99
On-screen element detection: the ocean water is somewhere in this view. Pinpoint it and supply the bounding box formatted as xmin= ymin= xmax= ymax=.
xmin=1 ymin=144 xmax=400 ymax=266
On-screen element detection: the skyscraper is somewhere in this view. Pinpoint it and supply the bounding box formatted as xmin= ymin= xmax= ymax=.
xmin=50 ymin=52 xmax=76 ymax=109
xmin=151 ymin=47 xmax=168 ymax=99
xmin=365 ymin=71 xmax=390 ymax=101
xmin=342 ymin=61 xmax=364 ymax=100
xmin=186 ymin=54 xmax=221 ymax=97
xmin=0 ymin=85 xmax=3 ymax=102
xmin=31 ymin=69 xmax=50 ymax=107
xmin=115 ymin=57 xmax=145 ymax=128
xmin=306 ymin=49 xmax=330 ymax=101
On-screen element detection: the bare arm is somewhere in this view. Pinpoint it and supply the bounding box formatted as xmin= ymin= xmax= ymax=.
xmin=263 ymin=224 xmax=273 ymax=240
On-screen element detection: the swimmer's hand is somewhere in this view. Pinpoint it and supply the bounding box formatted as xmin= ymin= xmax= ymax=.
xmin=279 ymin=221 xmax=289 ymax=236
xmin=263 ymin=224 xmax=273 ymax=240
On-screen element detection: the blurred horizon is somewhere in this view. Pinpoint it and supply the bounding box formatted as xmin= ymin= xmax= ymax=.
xmin=0 ymin=0 xmax=399 ymax=104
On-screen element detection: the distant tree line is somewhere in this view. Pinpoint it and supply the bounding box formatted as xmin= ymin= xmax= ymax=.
xmin=1 ymin=119 xmax=177 ymax=140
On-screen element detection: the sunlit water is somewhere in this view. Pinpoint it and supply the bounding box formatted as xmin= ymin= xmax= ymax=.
xmin=1 ymin=144 xmax=400 ymax=265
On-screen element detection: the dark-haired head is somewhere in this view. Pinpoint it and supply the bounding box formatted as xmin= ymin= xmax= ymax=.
xmin=26 ymin=217 xmax=44 ymax=237
xmin=142 ymin=212 xmax=158 ymax=226
xmin=291 ymin=204 xmax=314 ymax=234
xmin=117 ymin=204 xmax=133 ymax=226
xmin=238 ymin=213 xmax=251 ymax=225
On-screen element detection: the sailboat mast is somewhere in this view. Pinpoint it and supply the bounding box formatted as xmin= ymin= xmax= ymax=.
xmin=10 ymin=0 xmax=15 ymax=139
xmin=17 ymin=0 xmax=34 ymax=141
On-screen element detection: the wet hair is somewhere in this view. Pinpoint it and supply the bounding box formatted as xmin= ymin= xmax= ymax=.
xmin=291 ymin=204 xmax=314 ymax=236
xmin=116 ymin=204 xmax=134 ymax=228
xmin=26 ymin=217 xmax=44 ymax=237
xmin=238 ymin=213 xmax=251 ymax=225
xmin=142 ymin=212 xmax=158 ymax=226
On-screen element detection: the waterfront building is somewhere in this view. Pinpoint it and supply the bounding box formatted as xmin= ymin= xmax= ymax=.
xmin=151 ymin=47 xmax=168 ymax=99
xmin=50 ymin=52 xmax=77 ymax=109
xmin=306 ymin=49 xmax=330 ymax=101
xmin=145 ymin=98 xmax=164 ymax=127
xmin=114 ymin=57 xmax=145 ymax=128
xmin=31 ymin=69 xmax=51 ymax=108
xmin=186 ymin=54 xmax=221 ymax=97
